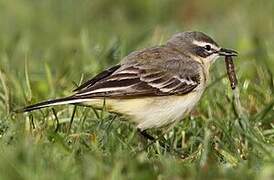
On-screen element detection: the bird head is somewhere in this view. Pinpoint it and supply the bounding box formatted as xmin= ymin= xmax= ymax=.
xmin=167 ymin=31 xmax=238 ymax=64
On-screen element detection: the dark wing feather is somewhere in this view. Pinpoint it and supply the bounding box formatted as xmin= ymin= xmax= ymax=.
xmin=138 ymin=60 xmax=200 ymax=95
xmin=73 ymin=47 xmax=201 ymax=98
xmin=73 ymin=64 xmax=121 ymax=92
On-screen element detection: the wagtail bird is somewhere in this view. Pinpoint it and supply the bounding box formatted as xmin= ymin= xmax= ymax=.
xmin=18 ymin=31 xmax=237 ymax=139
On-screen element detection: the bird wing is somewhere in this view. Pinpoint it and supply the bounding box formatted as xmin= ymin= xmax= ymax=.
xmin=73 ymin=47 xmax=201 ymax=98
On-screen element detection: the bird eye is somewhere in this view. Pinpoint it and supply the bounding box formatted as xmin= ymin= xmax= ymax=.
xmin=204 ymin=45 xmax=211 ymax=51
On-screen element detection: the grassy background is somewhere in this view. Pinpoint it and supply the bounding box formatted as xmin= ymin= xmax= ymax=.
xmin=0 ymin=0 xmax=273 ymax=179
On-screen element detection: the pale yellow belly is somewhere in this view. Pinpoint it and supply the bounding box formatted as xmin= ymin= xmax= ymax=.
xmin=82 ymin=91 xmax=203 ymax=130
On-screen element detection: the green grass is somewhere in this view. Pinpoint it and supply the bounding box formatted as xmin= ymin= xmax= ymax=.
xmin=0 ymin=0 xmax=273 ymax=179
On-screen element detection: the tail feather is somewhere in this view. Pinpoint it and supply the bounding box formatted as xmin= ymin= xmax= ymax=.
xmin=16 ymin=96 xmax=90 ymax=113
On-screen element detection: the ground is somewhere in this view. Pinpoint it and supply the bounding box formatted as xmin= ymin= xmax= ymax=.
xmin=0 ymin=0 xmax=273 ymax=179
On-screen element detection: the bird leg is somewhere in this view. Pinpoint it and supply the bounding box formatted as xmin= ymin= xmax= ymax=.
xmin=137 ymin=129 xmax=170 ymax=150
xmin=137 ymin=129 xmax=183 ymax=157
xmin=138 ymin=129 xmax=155 ymax=141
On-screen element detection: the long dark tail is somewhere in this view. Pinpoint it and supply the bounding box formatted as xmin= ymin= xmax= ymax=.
xmin=16 ymin=96 xmax=90 ymax=113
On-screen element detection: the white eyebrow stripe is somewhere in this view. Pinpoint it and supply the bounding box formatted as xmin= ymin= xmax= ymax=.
xmin=192 ymin=40 xmax=219 ymax=50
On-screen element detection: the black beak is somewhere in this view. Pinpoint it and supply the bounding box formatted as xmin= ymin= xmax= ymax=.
xmin=218 ymin=48 xmax=238 ymax=57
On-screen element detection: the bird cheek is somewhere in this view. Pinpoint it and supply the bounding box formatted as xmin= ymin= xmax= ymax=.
xmin=209 ymin=54 xmax=219 ymax=63
xmin=194 ymin=47 xmax=209 ymax=58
